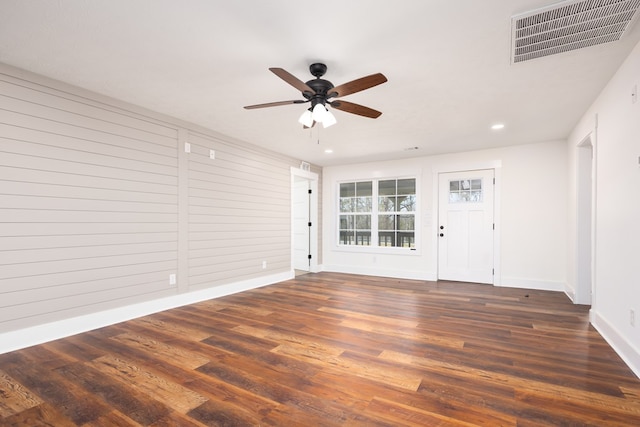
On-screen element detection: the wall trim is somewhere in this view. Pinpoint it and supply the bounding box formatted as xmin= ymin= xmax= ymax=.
xmin=591 ymin=309 xmax=640 ymax=378
xmin=0 ymin=271 xmax=293 ymax=355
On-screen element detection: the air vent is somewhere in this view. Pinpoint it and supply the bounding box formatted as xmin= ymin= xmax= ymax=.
xmin=511 ymin=0 xmax=640 ymax=63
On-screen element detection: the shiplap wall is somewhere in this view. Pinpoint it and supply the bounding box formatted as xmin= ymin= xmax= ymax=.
xmin=187 ymin=132 xmax=292 ymax=289
xmin=0 ymin=64 xmax=319 ymax=335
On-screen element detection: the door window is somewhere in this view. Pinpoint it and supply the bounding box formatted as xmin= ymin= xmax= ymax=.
xmin=449 ymin=179 xmax=483 ymax=203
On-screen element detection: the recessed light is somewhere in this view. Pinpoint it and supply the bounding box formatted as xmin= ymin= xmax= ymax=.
xmin=491 ymin=123 xmax=505 ymax=130
xmin=324 ymin=149 xmax=333 ymax=154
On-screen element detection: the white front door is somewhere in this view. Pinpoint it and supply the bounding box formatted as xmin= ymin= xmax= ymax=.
xmin=438 ymin=170 xmax=494 ymax=284
xmin=293 ymin=176 xmax=310 ymax=271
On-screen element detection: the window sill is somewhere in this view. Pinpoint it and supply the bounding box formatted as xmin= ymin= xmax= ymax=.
xmin=334 ymin=245 xmax=421 ymax=256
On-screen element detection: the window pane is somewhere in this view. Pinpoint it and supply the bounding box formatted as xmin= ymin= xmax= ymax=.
xmin=450 ymin=180 xmax=460 ymax=191
xmin=471 ymin=179 xmax=482 ymax=190
xmin=355 ymin=231 xmax=371 ymax=245
xmin=340 ymin=198 xmax=353 ymax=212
xmin=379 ymin=215 xmax=395 ymax=230
xmin=340 ymin=183 xmax=355 ymax=197
xmin=378 ymin=232 xmax=395 ymax=247
xmin=356 ymin=181 xmax=372 ymax=196
xmin=398 ymin=232 xmax=415 ymax=248
xmin=340 ymin=231 xmax=354 ymax=245
xmin=378 ymin=180 xmax=396 ymax=196
xmin=378 ymin=196 xmax=396 ymax=212
xmin=398 ymin=215 xmax=414 ymax=230
xmin=355 ymin=215 xmax=371 ymax=229
xmin=397 ymin=179 xmax=415 ymax=195
xmin=339 ymin=215 xmax=354 ymax=230
xmin=398 ymin=195 xmax=415 ymax=212
xmin=356 ymin=196 xmax=372 ymax=212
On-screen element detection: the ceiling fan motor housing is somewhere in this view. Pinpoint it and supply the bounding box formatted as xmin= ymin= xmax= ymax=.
xmin=304 ymin=63 xmax=334 ymax=107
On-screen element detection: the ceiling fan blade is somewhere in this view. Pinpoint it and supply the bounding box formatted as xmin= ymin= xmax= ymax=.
xmin=327 ymin=73 xmax=387 ymax=98
xmin=330 ymin=100 xmax=382 ymax=118
xmin=244 ymin=100 xmax=306 ymax=109
xmin=269 ymin=68 xmax=315 ymax=95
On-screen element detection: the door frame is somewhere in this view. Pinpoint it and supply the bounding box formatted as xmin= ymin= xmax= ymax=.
xmin=575 ymin=132 xmax=596 ymax=305
xmin=433 ymin=161 xmax=502 ymax=285
xmin=291 ymin=167 xmax=319 ymax=273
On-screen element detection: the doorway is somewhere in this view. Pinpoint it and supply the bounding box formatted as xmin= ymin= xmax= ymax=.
xmin=291 ymin=167 xmax=319 ymax=275
xmin=575 ymin=134 xmax=594 ymax=305
xmin=438 ymin=169 xmax=495 ymax=284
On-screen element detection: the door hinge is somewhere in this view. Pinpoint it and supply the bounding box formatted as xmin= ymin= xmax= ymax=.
xmin=308 ymin=254 xmax=312 ymax=260
xmin=493 ymin=177 xmax=495 ymax=185
xmin=308 ymin=189 xmax=312 ymax=194
xmin=308 ymin=222 xmax=312 ymax=227
xmin=492 ymin=268 xmax=495 ymax=275
xmin=493 ymin=223 xmax=495 ymax=230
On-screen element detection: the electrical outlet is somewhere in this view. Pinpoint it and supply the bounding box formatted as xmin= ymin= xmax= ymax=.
xmin=184 ymin=142 xmax=191 ymax=153
xmin=631 ymin=309 xmax=635 ymax=327
xmin=209 ymin=149 xmax=215 ymax=159
xmin=262 ymin=261 xmax=267 ymax=269
xmin=169 ymin=273 xmax=176 ymax=286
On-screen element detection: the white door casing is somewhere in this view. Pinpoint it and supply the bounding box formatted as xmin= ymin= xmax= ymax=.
xmin=438 ymin=169 xmax=495 ymax=284
xmin=293 ymin=176 xmax=310 ymax=271
xmin=291 ymin=167 xmax=319 ymax=273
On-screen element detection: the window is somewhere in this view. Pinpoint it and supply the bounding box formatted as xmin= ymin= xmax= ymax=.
xmin=339 ymin=178 xmax=416 ymax=249
xmin=378 ymin=179 xmax=416 ymax=248
xmin=339 ymin=181 xmax=372 ymax=245
xmin=449 ymin=178 xmax=482 ymax=203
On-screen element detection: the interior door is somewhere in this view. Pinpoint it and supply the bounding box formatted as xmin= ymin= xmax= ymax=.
xmin=438 ymin=170 xmax=494 ymax=284
xmin=293 ymin=176 xmax=311 ymax=271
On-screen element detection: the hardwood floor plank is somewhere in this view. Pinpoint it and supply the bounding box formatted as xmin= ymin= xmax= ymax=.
xmin=90 ymin=355 xmax=208 ymax=413
xmin=0 ymin=402 xmax=77 ymax=427
xmin=365 ymin=396 xmax=484 ymax=427
xmin=0 ymin=352 xmax=113 ymax=425
xmin=54 ymin=361 xmax=171 ymax=425
xmin=82 ymin=409 xmax=140 ymax=427
xmin=109 ymin=332 xmax=210 ymax=370
xmin=0 ymin=370 xmax=42 ymax=418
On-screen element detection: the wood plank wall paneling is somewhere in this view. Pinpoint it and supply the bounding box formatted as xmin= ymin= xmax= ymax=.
xmin=0 ymin=66 xmax=317 ymax=335
xmin=186 ymin=132 xmax=292 ymax=290
xmin=0 ymin=72 xmax=180 ymax=332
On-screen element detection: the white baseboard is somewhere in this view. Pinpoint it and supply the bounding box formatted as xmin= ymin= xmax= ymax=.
xmin=591 ymin=309 xmax=640 ymax=379
xmin=0 ymin=270 xmax=293 ymax=355
xmin=323 ymin=264 xmax=437 ymax=281
xmin=498 ymin=277 xmax=565 ymax=292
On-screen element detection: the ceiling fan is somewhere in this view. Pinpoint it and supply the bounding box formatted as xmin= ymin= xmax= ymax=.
xmin=244 ymin=63 xmax=387 ymax=128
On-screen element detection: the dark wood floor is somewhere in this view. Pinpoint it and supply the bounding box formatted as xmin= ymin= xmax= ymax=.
xmin=1 ymin=272 xmax=639 ymax=426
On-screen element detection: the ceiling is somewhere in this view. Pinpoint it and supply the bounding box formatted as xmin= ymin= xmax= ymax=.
xmin=1 ymin=1 xmax=639 ymax=167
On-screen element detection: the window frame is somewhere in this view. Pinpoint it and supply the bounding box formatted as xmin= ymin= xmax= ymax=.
xmin=336 ymin=176 xmax=419 ymax=253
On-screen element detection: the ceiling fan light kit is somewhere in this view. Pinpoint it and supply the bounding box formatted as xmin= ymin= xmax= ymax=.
xmin=245 ymin=63 xmax=387 ymax=128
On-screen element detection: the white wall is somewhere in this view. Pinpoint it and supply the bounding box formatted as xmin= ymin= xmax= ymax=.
xmin=322 ymin=140 xmax=568 ymax=291
xmin=0 ymin=63 xmax=318 ymax=353
xmin=567 ymin=40 xmax=640 ymax=376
